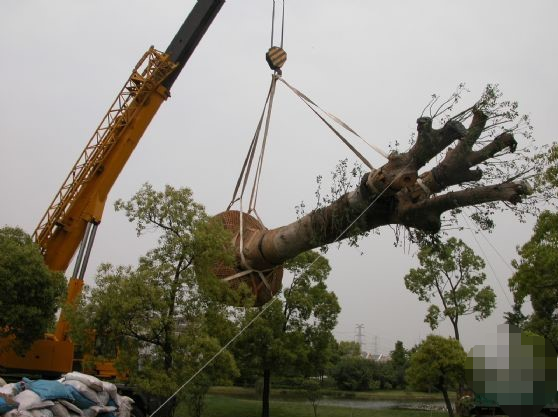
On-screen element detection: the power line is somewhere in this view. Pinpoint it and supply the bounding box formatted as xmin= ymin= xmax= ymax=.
xmin=461 ymin=213 xmax=513 ymax=308
xmin=355 ymin=324 xmax=365 ymax=353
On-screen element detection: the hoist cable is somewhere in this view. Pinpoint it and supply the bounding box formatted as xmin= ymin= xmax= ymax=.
xmin=270 ymin=0 xmax=286 ymax=48
xmin=270 ymin=0 xmax=276 ymax=47
xmin=280 ymin=0 xmax=285 ymax=48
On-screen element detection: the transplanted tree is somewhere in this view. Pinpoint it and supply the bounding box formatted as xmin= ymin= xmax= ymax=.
xmin=407 ymin=335 xmax=466 ymax=417
xmin=69 ymin=184 xmax=239 ymax=404
xmin=0 ymin=226 xmax=66 ymax=353
xmin=404 ymin=237 xmax=496 ymax=341
xmin=232 ymin=251 xmax=340 ymax=417
xmin=226 ymin=85 xmax=545 ymax=276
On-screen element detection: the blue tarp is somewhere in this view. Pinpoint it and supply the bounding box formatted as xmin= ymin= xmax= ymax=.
xmin=64 ymin=385 xmax=97 ymax=410
xmin=23 ymin=377 xmax=97 ymax=410
xmin=0 ymin=396 xmax=18 ymax=415
xmin=23 ymin=378 xmax=73 ymax=401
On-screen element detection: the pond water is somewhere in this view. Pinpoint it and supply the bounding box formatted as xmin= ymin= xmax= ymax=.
xmin=318 ymin=398 xmax=448 ymax=411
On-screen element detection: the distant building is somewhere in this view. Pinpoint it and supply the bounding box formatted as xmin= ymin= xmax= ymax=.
xmin=367 ymin=353 xmax=391 ymax=362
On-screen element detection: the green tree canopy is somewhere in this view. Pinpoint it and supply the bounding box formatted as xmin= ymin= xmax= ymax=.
xmin=406 ymin=335 xmax=466 ymax=417
xmin=232 ymin=250 xmax=340 ymax=417
xmin=0 ymin=226 xmax=66 ymax=353
xmin=508 ymin=210 xmax=558 ymax=351
xmin=337 ymin=340 xmax=362 ymax=358
xmin=389 ymin=340 xmax=409 ymax=389
xmin=533 ymin=142 xmax=558 ymax=191
xmin=404 ymin=237 xmax=496 ymax=341
xmin=330 ymin=356 xmax=376 ymax=391
xmin=69 ymin=184 xmax=239 ymax=400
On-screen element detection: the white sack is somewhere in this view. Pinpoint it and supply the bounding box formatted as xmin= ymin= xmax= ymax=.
xmin=91 ymin=406 xmax=116 ymax=414
xmin=49 ymin=403 xmax=71 ymax=417
xmin=0 ymin=383 xmax=16 ymax=396
xmin=100 ymin=382 xmax=118 ymax=404
xmin=5 ymin=411 xmax=34 ymax=417
xmin=14 ymin=390 xmax=42 ymax=411
xmin=27 ymin=401 xmax=54 ymax=411
xmin=57 ymin=401 xmax=82 ymax=416
xmin=62 ymin=374 xmax=102 ymax=393
xmin=31 ymin=409 xmax=54 ymax=417
xmin=115 ymin=396 xmax=134 ymax=417
xmin=61 ymin=381 xmax=99 ymax=405
xmin=96 ymin=392 xmax=109 ymax=406
xmin=81 ymin=409 xmax=97 ymax=417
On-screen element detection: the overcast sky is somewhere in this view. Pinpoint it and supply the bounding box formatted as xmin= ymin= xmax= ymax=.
xmin=1 ymin=0 xmax=557 ymax=355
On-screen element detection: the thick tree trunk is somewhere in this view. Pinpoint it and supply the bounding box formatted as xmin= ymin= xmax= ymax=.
xmin=262 ymin=368 xmax=271 ymax=417
xmin=452 ymin=319 xmax=460 ymax=341
xmin=239 ymin=111 xmax=529 ymax=271
xmin=163 ymin=338 xmax=173 ymax=372
xmin=162 ymin=258 xmax=185 ymax=371
xmin=441 ymin=386 xmax=455 ymax=417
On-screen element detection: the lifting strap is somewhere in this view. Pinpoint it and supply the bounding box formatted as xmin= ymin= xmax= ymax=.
xmin=277 ymin=76 xmax=389 ymax=168
xmin=227 ymin=74 xmax=278 ymax=221
xmin=227 ymin=71 xmax=390 ymax=267
xmin=225 ymin=22 xmax=390 ymax=294
xmin=226 ymin=74 xmax=279 ymax=292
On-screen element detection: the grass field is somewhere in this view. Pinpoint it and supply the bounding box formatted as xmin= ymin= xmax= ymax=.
xmin=175 ymin=387 xmax=447 ymax=417
xmin=176 ymin=394 xmax=449 ymax=417
xmin=208 ymin=386 xmax=447 ymax=402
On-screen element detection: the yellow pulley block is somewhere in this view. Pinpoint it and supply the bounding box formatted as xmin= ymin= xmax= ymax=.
xmin=266 ymin=46 xmax=287 ymax=71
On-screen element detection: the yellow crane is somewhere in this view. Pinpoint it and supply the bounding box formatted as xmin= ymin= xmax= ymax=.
xmin=0 ymin=0 xmax=225 ymax=386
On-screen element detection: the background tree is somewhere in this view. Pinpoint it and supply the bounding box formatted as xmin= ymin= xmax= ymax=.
xmin=389 ymin=340 xmax=409 ymax=389
xmin=372 ymin=360 xmax=395 ymax=390
xmin=330 ymin=356 xmax=376 ymax=391
xmin=508 ymin=143 xmax=558 ymax=349
xmin=303 ymin=379 xmax=322 ymax=417
xmin=232 ymin=251 xmax=340 ymax=417
xmin=281 ymin=251 xmax=340 ymax=379
xmin=406 ymin=335 xmax=466 ymax=417
xmin=336 ymin=340 xmax=362 ymax=358
xmin=69 ymin=184 xmax=239 ymax=402
xmin=508 ymin=210 xmax=558 ymax=351
xmin=404 ymin=237 xmax=496 ymax=341
xmin=0 ymin=226 xmax=66 ymax=353
xmin=306 ymin=330 xmax=338 ymax=382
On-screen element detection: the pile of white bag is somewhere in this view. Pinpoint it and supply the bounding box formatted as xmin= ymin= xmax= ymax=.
xmin=0 ymin=372 xmax=134 ymax=417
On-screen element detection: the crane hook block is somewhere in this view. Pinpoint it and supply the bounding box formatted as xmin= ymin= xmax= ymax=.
xmin=266 ymin=47 xmax=287 ymax=71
